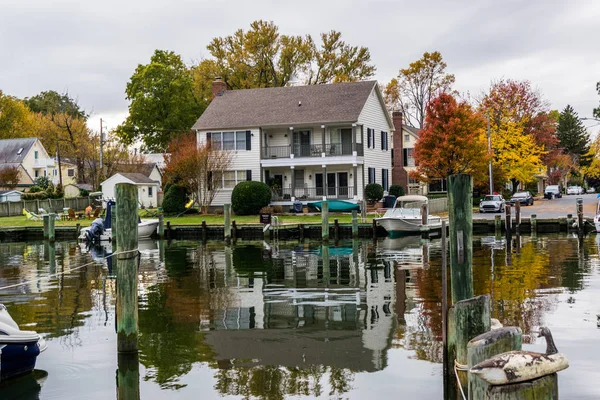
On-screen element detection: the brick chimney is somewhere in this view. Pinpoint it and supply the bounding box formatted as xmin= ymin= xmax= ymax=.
xmin=392 ymin=111 xmax=408 ymax=188
xmin=212 ymin=77 xmax=227 ymax=99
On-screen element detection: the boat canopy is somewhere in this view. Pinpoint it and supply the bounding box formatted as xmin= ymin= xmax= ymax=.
xmin=394 ymin=195 xmax=429 ymax=207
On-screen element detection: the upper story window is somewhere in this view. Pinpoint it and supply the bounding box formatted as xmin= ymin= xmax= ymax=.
xmin=34 ymin=151 xmax=39 ymax=159
xmin=403 ymin=148 xmax=415 ymax=167
xmin=148 ymin=186 xmax=153 ymax=197
xmin=67 ymin=169 xmax=75 ymax=177
xmin=209 ymin=131 xmax=249 ymax=151
xmin=404 ymin=134 xmax=410 ymax=142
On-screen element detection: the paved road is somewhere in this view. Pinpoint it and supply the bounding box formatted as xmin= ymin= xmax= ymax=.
xmin=474 ymin=193 xmax=598 ymax=220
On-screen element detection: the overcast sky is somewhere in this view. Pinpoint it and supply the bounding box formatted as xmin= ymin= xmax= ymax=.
xmin=2 ymin=0 xmax=599 ymax=133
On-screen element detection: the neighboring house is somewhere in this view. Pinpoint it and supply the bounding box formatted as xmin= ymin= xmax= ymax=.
xmin=0 ymin=190 xmax=22 ymax=202
xmin=192 ymin=79 xmax=394 ymax=206
xmin=64 ymin=183 xmax=94 ymax=198
xmin=116 ymin=163 xmax=162 ymax=188
xmin=143 ymin=154 xmax=167 ymax=172
xmin=0 ymin=163 xmax=34 ymax=190
xmin=50 ymin=159 xmax=77 ymax=187
xmin=101 ymin=173 xmax=160 ymax=207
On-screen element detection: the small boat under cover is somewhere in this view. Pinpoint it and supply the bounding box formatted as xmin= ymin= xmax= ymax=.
xmin=0 ymin=304 xmax=47 ymax=381
xmin=307 ymin=200 xmax=360 ymax=212
xmin=375 ymin=195 xmax=443 ymax=235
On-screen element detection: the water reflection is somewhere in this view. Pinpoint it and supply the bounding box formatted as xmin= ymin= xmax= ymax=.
xmin=0 ymin=234 xmax=598 ymax=399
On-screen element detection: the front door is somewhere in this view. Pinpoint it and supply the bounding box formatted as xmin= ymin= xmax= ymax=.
xmin=295 ymin=169 xmax=305 ymax=198
xmin=341 ymin=128 xmax=352 ymax=155
xmin=316 ymin=173 xmax=324 ymax=196
xmin=293 ymin=130 xmax=311 ymax=157
xmin=337 ymin=172 xmax=349 ymax=198
xmin=327 ymin=173 xmax=336 ymax=196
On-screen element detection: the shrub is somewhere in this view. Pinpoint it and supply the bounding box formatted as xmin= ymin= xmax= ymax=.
xmin=260 ymin=206 xmax=274 ymax=214
xmin=35 ymin=176 xmax=51 ymax=190
xmin=365 ymin=183 xmax=384 ymax=204
xmin=29 ymin=185 xmax=43 ymax=193
xmin=79 ymin=188 xmax=90 ymax=197
xmin=388 ymin=184 xmax=405 ymax=198
xmin=22 ymin=191 xmax=49 ymax=200
xmin=162 ymin=185 xmax=187 ymax=215
xmin=232 ymin=181 xmax=271 ymax=215
xmin=272 ymin=205 xmax=283 ymax=214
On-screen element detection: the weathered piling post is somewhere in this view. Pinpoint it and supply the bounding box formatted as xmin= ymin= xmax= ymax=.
xmin=76 ymin=222 xmax=81 ymax=237
xmin=201 ymin=220 xmax=207 ymax=243
xmin=231 ymin=220 xmax=237 ymax=241
xmin=43 ymin=214 xmax=50 ymax=240
xmin=576 ymin=197 xmax=584 ymax=234
xmin=361 ymin=200 xmax=367 ymax=223
xmin=448 ymin=174 xmax=474 ymax=303
xmin=115 ymin=183 xmax=139 ymax=353
xmin=322 ymin=243 xmax=330 ymax=286
xmin=566 ymin=213 xmax=573 ymax=232
xmin=504 ymin=204 xmax=512 ymax=238
xmin=352 ymin=210 xmax=359 ymax=238
xmin=321 ymin=201 xmax=329 ymax=242
xmin=441 ymin=220 xmax=448 ymax=376
xmin=48 ymin=213 xmax=55 ymax=242
xmin=494 ymin=215 xmax=502 ymax=240
xmin=157 ymin=214 xmax=164 ymax=239
xmin=531 ymin=214 xmax=537 ymax=235
xmin=514 ymin=201 xmax=521 ymax=233
xmin=224 ymin=204 xmax=231 ymax=244
xmin=333 ymin=219 xmax=339 ymax=242
xmin=166 ymin=221 xmax=171 ymax=240
xmin=421 ymin=202 xmax=429 ymax=239
xmin=111 ymin=203 xmax=117 ymax=240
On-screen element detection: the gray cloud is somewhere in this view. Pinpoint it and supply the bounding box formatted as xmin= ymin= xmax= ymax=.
xmin=1 ymin=0 xmax=599 ymax=129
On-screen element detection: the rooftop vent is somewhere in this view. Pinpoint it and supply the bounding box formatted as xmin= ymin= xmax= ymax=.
xmin=17 ymin=148 xmax=23 ymax=155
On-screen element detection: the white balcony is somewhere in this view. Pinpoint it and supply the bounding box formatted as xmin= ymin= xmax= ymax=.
xmin=32 ymin=158 xmax=55 ymax=168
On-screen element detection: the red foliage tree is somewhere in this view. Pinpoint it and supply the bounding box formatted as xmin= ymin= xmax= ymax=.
xmin=0 ymin=165 xmax=20 ymax=189
xmin=412 ymin=93 xmax=490 ymax=182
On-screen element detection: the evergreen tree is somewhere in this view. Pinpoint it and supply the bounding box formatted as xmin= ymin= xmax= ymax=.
xmin=557 ymin=105 xmax=590 ymax=165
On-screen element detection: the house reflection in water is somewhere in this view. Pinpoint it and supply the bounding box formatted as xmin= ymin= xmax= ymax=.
xmin=202 ymin=242 xmax=396 ymax=373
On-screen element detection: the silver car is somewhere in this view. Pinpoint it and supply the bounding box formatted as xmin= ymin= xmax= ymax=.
xmin=479 ymin=195 xmax=505 ymax=213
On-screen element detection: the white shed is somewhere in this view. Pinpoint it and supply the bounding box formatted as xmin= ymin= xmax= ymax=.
xmin=101 ymin=173 xmax=160 ymax=208
xmin=0 ymin=190 xmax=22 ymax=202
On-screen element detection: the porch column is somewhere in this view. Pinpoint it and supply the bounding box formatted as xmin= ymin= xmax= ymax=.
xmin=289 ymin=127 xmax=294 ymax=158
xmin=321 ymin=125 xmax=326 ymax=157
xmin=322 ymin=164 xmax=327 ymax=201
xmin=353 ymin=164 xmax=358 ymax=200
xmin=352 ymin=123 xmax=357 ymax=155
xmin=290 ymin=166 xmax=296 ymax=201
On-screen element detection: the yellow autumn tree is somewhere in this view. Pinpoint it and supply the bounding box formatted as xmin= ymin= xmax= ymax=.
xmin=581 ymin=135 xmax=600 ymax=178
xmin=491 ymin=115 xmax=545 ymax=192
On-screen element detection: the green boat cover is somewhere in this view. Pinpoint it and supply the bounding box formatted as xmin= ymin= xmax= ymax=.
xmin=307 ymin=200 xmax=360 ymax=212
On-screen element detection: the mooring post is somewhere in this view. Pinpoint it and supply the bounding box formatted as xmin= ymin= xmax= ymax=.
xmin=201 ymin=220 xmax=207 ymax=243
xmin=531 ymin=214 xmax=537 ymax=235
xmin=421 ymin=202 xmax=429 ymax=239
xmin=514 ymin=201 xmax=521 ymax=233
xmin=224 ymin=204 xmax=231 ymax=244
xmin=76 ymin=222 xmax=81 ymax=237
xmin=117 ymin=353 xmax=140 ymax=400
xmin=232 ymin=220 xmax=237 ymax=241
xmin=361 ymin=199 xmax=367 ymax=223
xmin=334 ymin=218 xmax=339 ymax=242
xmin=352 ymin=210 xmax=358 ymax=238
xmin=448 ymin=174 xmax=474 ymax=303
xmin=47 ymin=213 xmax=55 ymax=242
xmin=441 ymin=220 xmax=449 ymax=376
xmin=577 ymin=198 xmax=584 ymax=234
xmin=504 ymin=204 xmax=512 ymax=238
xmin=321 ymin=201 xmax=329 ymax=242
xmin=111 ymin=203 xmax=117 ymax=239
xmin=115 ymin=183 xmax=139 ymax=353
xmin=43 ymin=214 xmax=49 ymax=240
xmin=157 ymin=214 xmax=164 ymax=239
xmin=494 ymin=215 xmax=502 ymax=240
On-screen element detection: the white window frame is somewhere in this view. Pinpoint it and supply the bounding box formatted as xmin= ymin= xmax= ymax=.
xmin=210 ymin=131 xmax=247 ymax=151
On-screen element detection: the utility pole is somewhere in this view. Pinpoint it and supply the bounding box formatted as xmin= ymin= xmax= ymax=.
xmin=56 ymin=139 xmax=63 ymax=188
xmin=487 ymin=115 xmax=493 ymax=194
xmin=100 ymin=118 xmax=105 ymax=174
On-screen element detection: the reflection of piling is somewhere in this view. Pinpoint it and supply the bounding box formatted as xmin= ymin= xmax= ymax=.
xmin=352 ymin=210 xmax=358 ymax=238
xmin=321 ymin=201 xmax=329 ymax=242
xmin=201 ymin=220 xmax=207 ymax=243
xmin=231 ymin=220 xmax=237 ymax=241
xmin=566 ymin=214 xmax=573 ymax=232
xmin=157 ymin=214 xmax=164 ymax=239
xmin=372 ymin=220 xmax=378 ymax=242
xmin=531 ymin=214 xmax=537 ymax=236
xmin=224 ymin=204 xmax=231 ymax=244
xmin=321 ymin=244 xmax=330 ymax=286
xmin=47 ymin=242 xmax=56 ymax=274
xmin=117 ymin=353 xmax=140 ymax=400
xmin=494 ymin=215 xmax=501 ymax=240
xmin=334 ymin=219 xmax=339 ymax=242
xmin=115 ymin=183 xmax=139 ymax=353
xmin=577 ymin=198 xmax=584 ymax=234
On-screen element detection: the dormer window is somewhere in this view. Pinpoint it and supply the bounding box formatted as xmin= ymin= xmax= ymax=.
xmin=17 ymin=147 xmax=23 ymax=155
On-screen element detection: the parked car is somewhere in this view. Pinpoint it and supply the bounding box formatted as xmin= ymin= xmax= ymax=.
xmin=479 ymin=195 xmax=505 ymax=213
xmin=544 ymin=185 xmax=562 ymax=199
xmin=587 ymin=187 xmax=596 ymax=194
xmin=509 ymin=191 xmax=534 ymax=206
xmin=566 ymin=186 xmax=585 ymax=195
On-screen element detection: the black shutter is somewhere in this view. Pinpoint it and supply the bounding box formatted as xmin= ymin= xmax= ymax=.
xmin=246 ymin=131 xmax=251 ymax=150
xmin=265 ymin=170 xmax=270 ymax=185
xmin=207 ymin=171 xmax=213 ymax=190
xmin=206 ymin=132 xmax=211 ymax=148
xmin=381 ymin=131 xmax=384 ymax=150
xmin=403 ymin=149 xmax=408 ymax=167
xmin=246 ymin=169 xmax=252 ymax=181
xmin=384 ymin=132 xmax=388 ymax=150
xmin=367 ymin=129 xmax=371 ymax=148
xmin=391 ymin=149 xmax=394 ymax=166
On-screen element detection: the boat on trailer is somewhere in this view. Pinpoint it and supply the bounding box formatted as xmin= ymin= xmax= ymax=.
xmin=0 ymin=304 xmax=47 ymax=381
xmin=374 ymin=195 xmax=443 ymax=235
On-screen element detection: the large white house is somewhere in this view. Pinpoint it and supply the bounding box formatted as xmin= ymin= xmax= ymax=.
xmin=192 ymin=80 xmax=394 ymax=206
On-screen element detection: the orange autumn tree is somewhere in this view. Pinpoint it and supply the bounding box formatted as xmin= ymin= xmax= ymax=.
xmin=411 ymin=93 xmax=489 ymax=184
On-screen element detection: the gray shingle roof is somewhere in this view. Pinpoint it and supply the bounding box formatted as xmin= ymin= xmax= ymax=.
xmin=0 ymin=138 xmax=37 ymax=163
xmin=404 ymin=125 xmax=420 ymax=137
xmin=192 ymin=81 xmax=378 ymax=130
xmin=119 ymin=173 xmax=159 ymax=184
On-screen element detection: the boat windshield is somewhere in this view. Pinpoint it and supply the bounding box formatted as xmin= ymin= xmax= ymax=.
xmin=482 ymin=195 xmax=502 ymax=201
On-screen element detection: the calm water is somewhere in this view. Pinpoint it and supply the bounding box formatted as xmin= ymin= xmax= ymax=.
xmin=0 ymin=234 xmax=599 ymax=399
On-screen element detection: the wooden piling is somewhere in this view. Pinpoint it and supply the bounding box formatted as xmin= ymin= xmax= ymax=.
xmin=115 ymin=182 xmax=139 ymax=353
xmin=76 ymin=222 xmax=81 ymax=237
xmin=469 ymin=374 xmax=558 ymax=400
xmin=441 ymin=221 xmax=449 ymax=375
xmin=504 ymin=205 xmax=512 ymax=237
xmin=322 ymin=201 xmax=329 ymax=241
xmin=334 ymin=219 xmax=339 ymax=242
xmin=157 ymin=214 xmax=164 ymax=239
xmin=352 ymin=210 xmax=358 ymax=238
xmin=43 ymin=214 xmax=50 ymax=240
xmin=361 ymin=199 xmax=367 ymax=223
xmin=577 ymin=198 xmax=584 ymax=234
xmin=232 ymin=220 xmax=237 ymax=241
xmin=448 ymin=174 xmax=474 ymax=303
xmin=111 ymin=203 xmax=117 ymax=235
xmin=224 ymin=204 xmax=231 ymax=243
xmin=47 ymin=213 xmax=55 ymax=242
xmin=494 ymin=215 xmax=502 ymax=240
xmin=117 ymin=353 xmax=140 ymax=400
xmin=201 ymin=220 xmax=207 ymax=243
xmin=531 ymin=214 xmax=537 ymax=235
xmin=514 ymin=201 xmax=521 ymax=232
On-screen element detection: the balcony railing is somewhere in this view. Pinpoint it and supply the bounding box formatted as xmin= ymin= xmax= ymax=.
xmin=271 ymin=186 xmax=355 ymax=201
xmin=262 ymin=142 xmax=364 ymax=159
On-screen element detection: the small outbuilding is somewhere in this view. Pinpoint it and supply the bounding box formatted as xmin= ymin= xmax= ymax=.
xmin=101 ymin=173 xmax=160 ymax=208
xmin=0 ymin=190 xmax=22 ymax=202
xmin=64 ymin=183 xmax=94 ymax=198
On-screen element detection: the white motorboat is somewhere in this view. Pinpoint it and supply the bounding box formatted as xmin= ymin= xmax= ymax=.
xmin=375 ymin=195 xmax=443 ymax=235
xmin=594 ymin=198 xmax=600 ymax=233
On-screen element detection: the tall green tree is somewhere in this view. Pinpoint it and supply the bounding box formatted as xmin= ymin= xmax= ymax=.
xmin=192 ymin=20 xmax=375 ymax=101
xmin=0 ymin=91 xmax=37 ymax=139
xmin=557 ymin=105 xmax=590 ymax=165
xmin=383 ymin=51 xmax=455 ymax=128
xmin=594 ymin=81 xmax=600 ymax=119
xmin=116 ymin=50 xmax=205 ymax=152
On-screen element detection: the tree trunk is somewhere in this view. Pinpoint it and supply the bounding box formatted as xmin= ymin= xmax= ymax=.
xmin=511 ymin=179 xmax=519 ymax=194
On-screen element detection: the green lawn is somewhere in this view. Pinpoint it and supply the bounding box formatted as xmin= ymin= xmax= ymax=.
xmin=0 ymin=212 xmax=376 ymax=228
